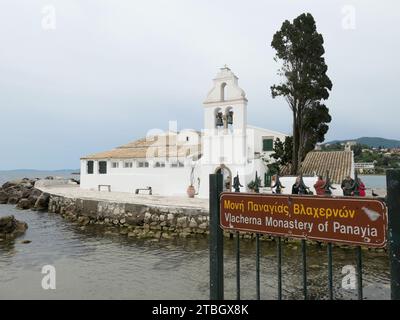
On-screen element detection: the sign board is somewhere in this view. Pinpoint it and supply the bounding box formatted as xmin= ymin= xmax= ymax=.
xmin=220 ymin=193 xmax=387 ymax=248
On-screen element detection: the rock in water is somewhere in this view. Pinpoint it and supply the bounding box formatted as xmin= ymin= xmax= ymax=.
xmin=34 ymin=192 xmax=50 ymax=211
xmin=1 ymin=180 xmax=20 ymax=189
xmin=7 ymin=197 xmax=20 ymax=205
xmin=28 ymin=188 xmax=43 ymax=206
xmin=0 ymin=190 xmax=8 ymax=204
xmin=0 ymin=215 xmax=28 ymax=239
xmin=17 ymin=198 xmax=31 ymax=210
xmin=0 ymin=178 xmax=46 ymax=210
xmin=0 ymin=216 xmax=15 ymax=233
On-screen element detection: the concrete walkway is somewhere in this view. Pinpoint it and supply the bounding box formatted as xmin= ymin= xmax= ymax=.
xmin=37 ymin=184 xmax=209 ymax=210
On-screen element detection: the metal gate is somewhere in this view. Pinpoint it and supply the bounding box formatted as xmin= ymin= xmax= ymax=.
xmin=209 ymin=170 xmax=400 ymax=300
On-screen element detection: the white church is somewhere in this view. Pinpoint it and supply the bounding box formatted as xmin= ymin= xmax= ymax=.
xmin=80 ymin=66 xmax=287 ymax=198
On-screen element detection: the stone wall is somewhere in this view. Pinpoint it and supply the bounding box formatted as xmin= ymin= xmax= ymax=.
xmin=48 ymin=195 xmax=210 ymax=239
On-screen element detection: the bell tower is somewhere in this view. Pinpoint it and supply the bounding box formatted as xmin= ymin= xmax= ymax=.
xmin=203 ymin=65 xmax=247 ymax=131
xmin=202 ymin=66 xmax=248 ymax=167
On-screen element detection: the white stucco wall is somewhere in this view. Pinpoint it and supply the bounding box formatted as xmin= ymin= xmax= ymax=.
xmin=79 ymin=126 xmax=287 ymax=199
xmin=203 ymin=67 xmax=246 ymax=104
xmin=247 ymin=125 xmax=287 ymax=155
xmin=80 ymin=159 xmax=198 ymax=196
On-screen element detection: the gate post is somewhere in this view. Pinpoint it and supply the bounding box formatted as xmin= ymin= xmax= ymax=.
xmin=387 ymin=169 xmax=400 ymax=300
xmin=209 ymin=173 xmax=224 ymax=300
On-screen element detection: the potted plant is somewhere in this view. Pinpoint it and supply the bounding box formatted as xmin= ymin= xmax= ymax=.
xmin=187 ymin=167 xmax=196 ymax=198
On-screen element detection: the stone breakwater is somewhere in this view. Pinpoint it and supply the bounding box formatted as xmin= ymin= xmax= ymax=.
xmin=0 ymin=178 xmax=50 ymax=211
xmin=0 ymin=178 xmax=213 ymax=239
xmin=48 ymin=195 xmax=210 ymax=239
xmin=46 ymin=194 xmax=290 ymax=241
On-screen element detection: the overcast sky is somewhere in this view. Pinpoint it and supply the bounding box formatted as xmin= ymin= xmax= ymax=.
xmin=0 ymin=0 xmax=399 ymax=170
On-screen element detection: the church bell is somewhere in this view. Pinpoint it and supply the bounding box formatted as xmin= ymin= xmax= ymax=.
xmin=216 ymin=112 xmax=224 ymax=127
xmin=226 ymin=111 xmax=233 ymax=125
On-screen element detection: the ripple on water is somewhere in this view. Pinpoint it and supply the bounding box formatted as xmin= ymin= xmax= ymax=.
xmin=0 ymin=205 xmax=391 ymax=299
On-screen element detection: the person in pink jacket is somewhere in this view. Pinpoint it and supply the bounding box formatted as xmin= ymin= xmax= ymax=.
xmin=313 ymin=175 xmax=326 ymax=196
xmin=356 ymin=178 xmax=366 ymax=197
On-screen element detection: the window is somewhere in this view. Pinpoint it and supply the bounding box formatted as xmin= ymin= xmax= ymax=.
xmin=99 ymin=161 xmax=107 ymax=174
xmin=137 ymin=161 xmax=149 ymax=168
xmin=111 ymin=162 xmax=119 ymax=168
xmin=262 ymin=138 xmax=274 ymax=152
xmin=154 ymin=162 xmax=165 ymax=168
xmin=87 ymin=161 xmax=94 ymax=174
xmin=171 ymin=161 xmax=184 ymax=168
xmin=124 ymin=162 xmax=133 ymax=168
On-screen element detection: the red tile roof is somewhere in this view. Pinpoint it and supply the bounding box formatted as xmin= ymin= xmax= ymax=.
xmin=280 ymin=151 xmax=353 ymax=184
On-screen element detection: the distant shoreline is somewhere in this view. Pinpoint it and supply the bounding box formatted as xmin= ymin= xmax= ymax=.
xmin=0 ymin=169 xmax=79 ymax=172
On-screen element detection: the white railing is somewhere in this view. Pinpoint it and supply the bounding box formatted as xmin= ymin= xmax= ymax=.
xmin=354 ymin=162 xmax=375 ymax=169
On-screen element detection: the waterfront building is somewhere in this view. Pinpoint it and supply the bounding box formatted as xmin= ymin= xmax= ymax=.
xmin=80 ymin=66 xmax=287 ymax=197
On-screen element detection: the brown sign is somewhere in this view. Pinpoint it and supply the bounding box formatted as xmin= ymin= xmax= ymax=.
xmin=220 ymin=193 xmax=387 ymax=248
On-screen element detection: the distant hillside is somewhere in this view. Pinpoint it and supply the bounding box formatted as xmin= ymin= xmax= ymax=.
xmin=326 ymin=137 xmax=400 ymax=149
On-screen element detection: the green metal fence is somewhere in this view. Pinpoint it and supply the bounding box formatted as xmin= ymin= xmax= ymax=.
xmin=209 ymin=169 xmax=400 ymax=300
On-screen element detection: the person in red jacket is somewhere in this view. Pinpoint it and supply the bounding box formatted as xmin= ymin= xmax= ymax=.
xmin=313 ymin=175 xmax=326 ymax=196
xmin=356 ymin=178 xmax=366 ymax=197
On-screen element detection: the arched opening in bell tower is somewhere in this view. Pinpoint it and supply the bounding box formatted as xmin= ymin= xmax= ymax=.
xmin=225 ymin=107 xmax=234 ymax=132
xmin=220 ymin=82 xmax=227 ymax=101
xmin=215 ymin=107 xmax=224 ymax=128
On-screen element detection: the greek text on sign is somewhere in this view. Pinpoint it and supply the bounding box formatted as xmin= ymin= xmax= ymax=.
xmin=220 ymin=193 xmax=387 ymax=247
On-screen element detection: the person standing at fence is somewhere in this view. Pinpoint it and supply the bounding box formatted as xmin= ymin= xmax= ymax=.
xmin=356 ymin=177 xmax=366 ymax=197
xmin=313 ymin=175 xmax=326 ymax=196
xmin=341 ymin=175 xmax=354 ymax=196
xmin=292 ymin=176 xmax=301 ymax=194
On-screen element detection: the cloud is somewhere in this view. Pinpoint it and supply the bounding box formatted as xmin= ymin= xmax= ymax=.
xmin=0 ymin=0 xmax=399 ymax=169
